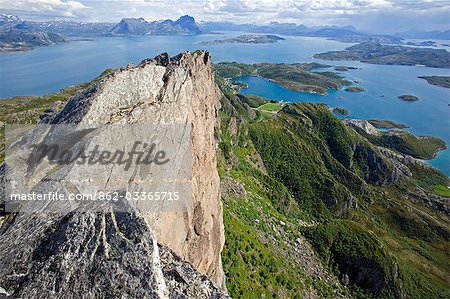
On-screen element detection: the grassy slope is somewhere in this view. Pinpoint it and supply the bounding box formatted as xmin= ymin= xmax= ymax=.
xmin=216 ymin=71 xmax=450 ymax=299
xmin=355 ymin=129 xmax=447 ymax=160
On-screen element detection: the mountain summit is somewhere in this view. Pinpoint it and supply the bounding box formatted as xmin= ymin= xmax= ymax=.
xmin=109 ymin=15 xmax=202 ymax=36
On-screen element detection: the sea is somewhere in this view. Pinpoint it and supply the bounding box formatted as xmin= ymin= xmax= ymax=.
xmin=0 ymin=32 xmax=449 ymax=174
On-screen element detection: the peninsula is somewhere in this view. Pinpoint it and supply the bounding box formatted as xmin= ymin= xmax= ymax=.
xmin=215 ymin=62 xmax=352 ymax=95
xmin=418 ymin=76 xmax=450 ymax=88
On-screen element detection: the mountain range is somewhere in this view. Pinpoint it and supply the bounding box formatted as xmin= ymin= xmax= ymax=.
xmin=109 ymin=15 xmax=202 ymax=35
xmin=1 ymin=13 xmax=449 ymax=53
xmin=0 ymin=14 xmax=203 ymax=52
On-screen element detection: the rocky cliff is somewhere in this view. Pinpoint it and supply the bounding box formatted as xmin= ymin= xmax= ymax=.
xmin=0 ymin=51 xmax=226 ymax=297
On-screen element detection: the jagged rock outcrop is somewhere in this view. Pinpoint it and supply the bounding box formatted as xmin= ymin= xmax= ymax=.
xmin=0 ymin=51 xmax=226 ymax=297
xmin=0 ymin=212 xmax=226 ymax=299
xmin=335 ymin=254 xmax=387 ymax=296
xmin=343 ymin=119 xmax=379 ymax=136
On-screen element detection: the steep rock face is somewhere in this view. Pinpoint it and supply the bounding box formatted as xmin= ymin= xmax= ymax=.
xmin=0 ymin=212 xmax=226 ymax=298
xmin=0 ymin=51 xmax=225 ymax=296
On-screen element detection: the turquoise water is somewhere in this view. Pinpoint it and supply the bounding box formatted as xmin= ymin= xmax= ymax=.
xmin=237 ymin=73 xmax=449 ymax=175
xmin=0 ymin=34 xmax=448 ymax=174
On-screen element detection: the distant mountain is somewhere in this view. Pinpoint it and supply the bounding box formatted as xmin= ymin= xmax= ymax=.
xmin=109 ymin=17 xmax=150 ymax=35
xmin=109 ymin=15 xmax=202 ymax=36
xmin=0 ymin=14 xmax=113 ymax=37
xmin=0 ymin=14 xmax=203 ymax=52
xmin=201 ymin=21 xmax=402 ymax=43
xmin=166 ymin=15 xmax=202 ymax=35
xmin=397 ymin=30 xmax=450 ymax=40
xmin=0 ymin=26 xmax=66 ymax=52
xmin=0 ymin=14 xmax=68 ymax=52
xmin=0 ymin=13 xmax=21 ymax=28
xmin=33 ymin=21 xmax=114 ymax=37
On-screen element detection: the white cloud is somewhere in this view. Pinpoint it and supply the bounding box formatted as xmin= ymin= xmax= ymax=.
xmin=0 ymin=0 xmax=447 ymax=31
xmin=0 ymin=0 xmax=88 ymax=18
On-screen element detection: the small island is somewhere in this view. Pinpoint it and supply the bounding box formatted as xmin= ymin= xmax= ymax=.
xmin=398 ymin=94 xmax=419 ymax=102
xmin=198 ymin=34 xmax=285 ymax=45
xmin=332 ymin=107 xmax=350 ymax=115
xmin=345 ymin=86 xmax=366 ymax=92
xmin=334 ymin=66 xmax=358 ymax=72
xmin=418 ymin=76 xmax=450 ymax=88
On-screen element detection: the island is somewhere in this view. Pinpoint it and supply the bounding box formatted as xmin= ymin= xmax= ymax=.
xmin=314 ymin=42 xmax=450 ymax=68
xmin=198 ymin=34 xmax=285 ymax=45
xmin=345 ymin=86 xmax=366 ymax=92
xmin=214 ymin=62 xmax=352 ymax=95
xmin=398 ymin=94 xmax=419 ymax=102
xmin=418 ymin=76 xmax=450 ymax=88
xmin=334 ymin=66 xmax=358 ymax=71
xmin=332 ymin=107 xmax=350 ymax=115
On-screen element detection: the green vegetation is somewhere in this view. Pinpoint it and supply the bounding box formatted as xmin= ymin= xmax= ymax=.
xmin=256 ymin=63 xmax=352 ymax=95
xmin=2 ymin=63 xmax=448 ymax=299
xmin=215 ymin=67 xmax=450 ymax=298
xmin=368 ymin=119 xmax=408 ymax=129
xmin=214 ymin=62 xmax=257 ymax=78
xmin=333 ymin=107 xmax=350 ymax=115
xmin=345 ymin=86 xmax=366 ymax=92
xmin=231 ymin=81 xmax=249 ymax=88
xmin=258 ymin=102 xmax=283 ymax=112
xmin=215 ymin=62 xmax=352 ymax=95
xmin=398 ymin=94 xmax=419 ymax=102
xmin=356 ymin=129 xmax=447 ymax=160
xmin=432 ymin=185 xmax=450 ymax=197
xmin=236 ymin=94 xmax=268 ymax=108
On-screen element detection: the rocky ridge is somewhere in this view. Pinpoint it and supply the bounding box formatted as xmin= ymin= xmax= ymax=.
xmin=0 ymin=51 xmax=226 ymax=297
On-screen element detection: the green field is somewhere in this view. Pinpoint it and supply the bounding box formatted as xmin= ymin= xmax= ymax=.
xmin=258 ymin=102 xmax=283 ymax=112
xmin=433 ymin=184 xmax=450 ymax=197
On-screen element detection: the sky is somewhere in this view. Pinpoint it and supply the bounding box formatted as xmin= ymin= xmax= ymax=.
xmin=0 ymin=0 xmax=449 ymax=33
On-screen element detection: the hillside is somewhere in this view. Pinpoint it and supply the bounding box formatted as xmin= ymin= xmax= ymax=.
xmin=215 ymin=70 xmax=450 ymax=298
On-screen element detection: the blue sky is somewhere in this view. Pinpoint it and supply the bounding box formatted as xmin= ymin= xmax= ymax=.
xmin=0 ymin=0 xmax=449 ymax=33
